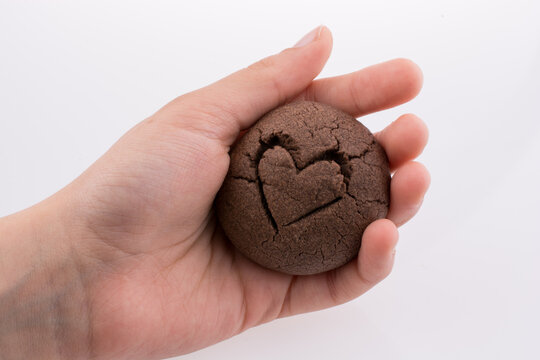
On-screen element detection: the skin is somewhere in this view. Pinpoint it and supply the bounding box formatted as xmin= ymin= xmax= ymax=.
xmin=0 ymin=26 xmax=430 ymax=359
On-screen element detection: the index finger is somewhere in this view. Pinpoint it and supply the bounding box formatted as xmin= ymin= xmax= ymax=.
xmin=296 ymin=58 xmax=423 ymax=117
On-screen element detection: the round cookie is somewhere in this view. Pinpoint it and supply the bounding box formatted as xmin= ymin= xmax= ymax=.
xmin=216 ymin=101 xmax=390 ymax=275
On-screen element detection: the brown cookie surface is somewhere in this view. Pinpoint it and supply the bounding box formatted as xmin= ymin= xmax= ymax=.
xmin=216 ymin=101 xmax=390 ymax=275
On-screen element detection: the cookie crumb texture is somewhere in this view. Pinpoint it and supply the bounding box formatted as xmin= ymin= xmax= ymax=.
xmin=216 ymin=101 xmax=390 ymax=275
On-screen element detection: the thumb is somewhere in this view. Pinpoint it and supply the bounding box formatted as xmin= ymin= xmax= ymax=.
xmin=158 ymin=25 xmax=333 ymax=146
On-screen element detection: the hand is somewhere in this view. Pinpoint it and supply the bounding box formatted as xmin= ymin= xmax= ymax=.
xmin=0 ymin=26 xmax=429 ymax=359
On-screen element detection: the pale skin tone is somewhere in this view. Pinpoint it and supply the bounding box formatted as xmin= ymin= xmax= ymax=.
xmin=0 ymin=26 xmax=430 ymax=359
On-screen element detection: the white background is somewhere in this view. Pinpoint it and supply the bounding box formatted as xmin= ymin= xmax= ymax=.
xmin=1 ymin=1 xmax=539 ymax=359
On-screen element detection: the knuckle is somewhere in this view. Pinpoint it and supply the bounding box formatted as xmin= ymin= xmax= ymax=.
xmin=326 ymin=269 xmax=343 ymax=304
xmin=246 ymin=56 xmax=286 ymax=104
xmin=348 ymin=77 xmax=366 ymax=114
xmin=247 ymin=54 xmax=277 ymax=73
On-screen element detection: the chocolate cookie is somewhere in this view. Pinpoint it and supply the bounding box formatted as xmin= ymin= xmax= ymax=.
xmin=216 ymin=101 xmax=390 ymax=275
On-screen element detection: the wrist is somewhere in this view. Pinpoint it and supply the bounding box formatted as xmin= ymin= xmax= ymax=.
xmin=0 ymin=193 xmax=92 ymax=359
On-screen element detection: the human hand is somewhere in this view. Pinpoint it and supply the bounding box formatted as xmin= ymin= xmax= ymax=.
xmin=0 ymin=26 xmax=429 ymax=359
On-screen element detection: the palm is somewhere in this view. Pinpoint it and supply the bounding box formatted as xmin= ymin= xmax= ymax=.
xmin=78 ymin=120 xmax=301 ymax=357
xmin=69 ymin=27 xmax=430 ymax=359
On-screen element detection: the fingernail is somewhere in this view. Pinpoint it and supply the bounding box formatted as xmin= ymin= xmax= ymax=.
xmin=293 ymin=25 xmax=324 ymax=48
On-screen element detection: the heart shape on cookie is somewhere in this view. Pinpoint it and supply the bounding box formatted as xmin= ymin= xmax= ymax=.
xmin=258 ymin=146 xmax=346 ymax=227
